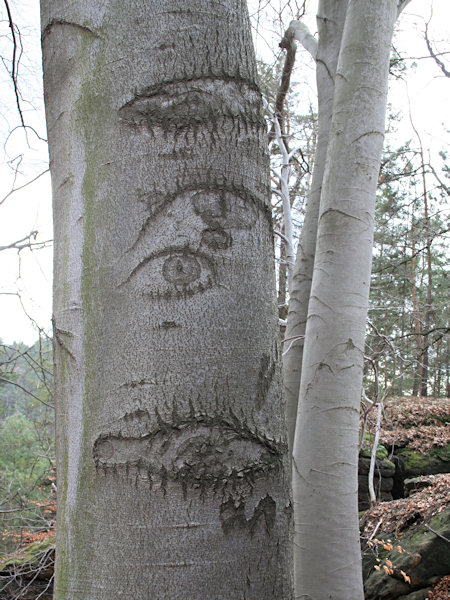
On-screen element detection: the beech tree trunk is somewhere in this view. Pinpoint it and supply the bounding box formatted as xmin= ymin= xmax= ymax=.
xmin=283 ymin=0 xmax=348 ymax=451
xmin=41 ymin=1 xmax=292 ymax=598
xmin=291 ymin=1 xmax=398 ymax=598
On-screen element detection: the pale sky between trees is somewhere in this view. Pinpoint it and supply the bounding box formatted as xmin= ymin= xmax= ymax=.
xmin=0 ymin=0 xmax=449 ymax=345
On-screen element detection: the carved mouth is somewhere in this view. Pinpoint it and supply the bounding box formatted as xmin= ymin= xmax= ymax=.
xmin=93 ymin=415 xmax=283 ymax=488
xmin=118 ymin=78 xmax=264 ymax=133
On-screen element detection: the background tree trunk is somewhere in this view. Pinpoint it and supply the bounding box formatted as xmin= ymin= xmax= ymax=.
xmin=291 ymin=1 xmax=398 ymax=598
xmin=42 ymin=1 xmax=293 ymax=598
xmin=283 ymin=0 xmax=348 ymax=451
xmin=420 ymin=156 xmax=433 ymax=398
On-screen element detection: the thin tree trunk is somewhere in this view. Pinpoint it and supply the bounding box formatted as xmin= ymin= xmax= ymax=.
xmin=410 ymin=211 xmax=423 ymax=397
xmin=409 ymin=116 xmax=433 ymax=398
xmin=292 ymin=1 xmax=398 ymax=598
xmin=433 ymin=338 xmax=442 ymax=398
xmin=420 ymin=159 xmax=433 ymax=397
xmin=278 ymin=222 xmax=289 ymax=321
xmin=42 ymin=2 xmax=293 ymax=598
xmin=283 ymin=0 xmax=348 ymax=452
xmin=446 ymin=360 xmax=450 ymax=398
xmin=397 ymin=235 xmax=409 ymax=397
xmin=369 ymin=401 xmax=383 ymax=505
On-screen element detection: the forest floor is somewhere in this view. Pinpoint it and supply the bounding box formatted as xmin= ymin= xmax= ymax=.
xmin=360 ymin=397 xmax=449 ymax=600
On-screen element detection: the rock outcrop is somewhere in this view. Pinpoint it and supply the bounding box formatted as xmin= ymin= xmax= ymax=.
xmin=363 ymin=508 xmax=449 ymax=600
xmin=361 ymin=474 xmax=450 ymax=600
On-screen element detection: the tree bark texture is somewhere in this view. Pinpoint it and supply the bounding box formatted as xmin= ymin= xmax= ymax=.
xmin=41 ymin=1 xmax=292 ymax=598
xmin=291 ymin=1 xmax=398 ymax=598
xmin=283 ymin=0 xmax=348 ymax=452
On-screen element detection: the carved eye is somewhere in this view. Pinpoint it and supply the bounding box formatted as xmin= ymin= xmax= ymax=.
xmin=162 ymin=254 xmax=201 ymax=285
xmin=122 ymin=248 xmax=216 ymax=299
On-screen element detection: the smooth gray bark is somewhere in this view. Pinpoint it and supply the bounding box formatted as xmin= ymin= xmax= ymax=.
xmin=292 ymin=1 xmax=398 ymax=598
xmin=283 ymin=0 xmax=348 ymax=451
xmin=42 ymin=1 xmax=292 ymax=598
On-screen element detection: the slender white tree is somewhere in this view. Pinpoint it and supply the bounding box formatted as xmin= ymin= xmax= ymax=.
xmin=286 ymin=1 xmax=411 ymax=598
xmin=283 ymin=0 xmax=349 ymax=452
xmin=41 ymin=1 xmax=293 ymax=598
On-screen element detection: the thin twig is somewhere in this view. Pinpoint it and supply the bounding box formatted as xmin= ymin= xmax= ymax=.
xmin=3 ymin=0 xmax=25 ymax=127
xmin=424 ymin=524 xmax=450 ymax=544
xmin=0 ymin=377 xmax=54 ymax=409
xmin=424 ymin=16 xmax=450 ymax=78
xmin=0 ymin=169 xmax=50 ymax=208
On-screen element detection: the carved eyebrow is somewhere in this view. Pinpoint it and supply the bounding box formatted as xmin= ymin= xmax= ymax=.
xmin=137 ymin=183 xmax=265 ymax=220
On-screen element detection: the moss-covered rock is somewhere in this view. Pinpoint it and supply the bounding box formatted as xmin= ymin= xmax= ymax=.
xmin=359 ymin=456 xmax=396 ymax=476
xmin=363 ymin=508 xmax=450 ymax=600
xmin=397 ymin=446 xmax=450 ymax=477
xmin=0 ymin=535 xmax=55 ymax=600
xmin=397 ymin=589 xmax=433 ymax=600
xmin=0 ymin=535 xmax=55 ymax=570
xmin=358 ymin=456 xmax=397 ymax=509
xmin=361 ymin=433 xmax=389 ymax=460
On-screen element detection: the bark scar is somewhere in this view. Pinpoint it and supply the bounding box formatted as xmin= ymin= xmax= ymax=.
xmin=219 ymin=495 xmax=276 ymax=536
xmin=41 ymin=19 xmax=99 ymax=42
xmin=256 ymin=353 xmax=276 ymax=408
xmin=52 ymin=316 xmax=75 ymax=360
xmin=118 ymin=78 xmax=264 ymax=133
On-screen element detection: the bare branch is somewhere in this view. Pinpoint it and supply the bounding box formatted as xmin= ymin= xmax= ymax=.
xmin=424 ymin=524 xmax=450 ymax=544
xmin=267 ymin=28 xmax=297 ymax=146
xmin=0 ymin=376 xmax=54 ymax=409
xmin=3 ymin=0 xmax=25 ymax=127
xmin=0 ymin=231 xmax=53 ymax=252
xmin=424 ymin=19 xmax=450 ymax=78
xmin=285 ymin=20 xmax=317 ymax=60
xmin=0 ymin=169 xmax=50 ymax=208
